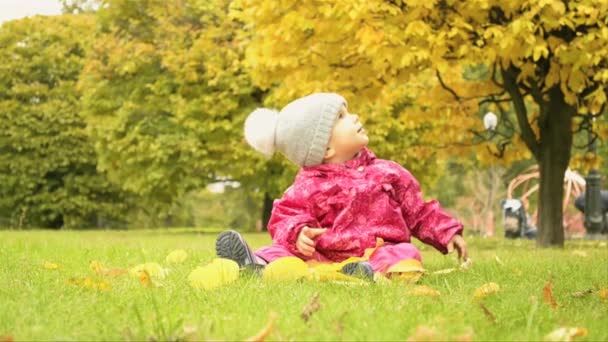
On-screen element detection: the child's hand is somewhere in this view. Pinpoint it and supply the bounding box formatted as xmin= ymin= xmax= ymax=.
xmin=296 ymin=227 xmax=327 ymax=256
xmin=447 ymin=234 xmax=468 ymax=260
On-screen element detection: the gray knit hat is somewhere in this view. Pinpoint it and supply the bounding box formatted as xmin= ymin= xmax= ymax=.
xmin=244 ymin=93 xmax=346 ymax=167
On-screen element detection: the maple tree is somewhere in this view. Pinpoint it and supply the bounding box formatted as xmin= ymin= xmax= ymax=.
xmin=233 ymin=0 xmax=607 ymax=246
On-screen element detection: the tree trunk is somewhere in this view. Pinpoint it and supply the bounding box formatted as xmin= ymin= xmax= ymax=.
xmin=262 ymin=192 xmax=273 ymax=231
xmin=536 ymin=90 xmax=574 ymax=247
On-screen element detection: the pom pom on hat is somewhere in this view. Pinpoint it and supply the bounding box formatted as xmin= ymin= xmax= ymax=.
xmin=244 ymin=108 xmax=279 ymax=157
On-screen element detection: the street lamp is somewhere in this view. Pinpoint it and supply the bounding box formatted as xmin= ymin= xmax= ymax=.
xmin=483 ymin=112 xmax=498 ymax=131
xmin=584 ymin=120 xmax=603 ymax=235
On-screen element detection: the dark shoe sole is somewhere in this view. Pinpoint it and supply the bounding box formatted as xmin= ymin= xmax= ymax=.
xmin=341 ymin=261 xmax=374 ymax=280
xmin=215 ymin=230 xmax=256 ymax=269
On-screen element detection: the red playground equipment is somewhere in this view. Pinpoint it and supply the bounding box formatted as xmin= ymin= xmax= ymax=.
xmin=504 ymin=165 xmax=586 ymax=238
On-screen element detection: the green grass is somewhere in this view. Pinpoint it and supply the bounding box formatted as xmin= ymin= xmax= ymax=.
xmin=1 ymin=229 xmax=607 ymax=341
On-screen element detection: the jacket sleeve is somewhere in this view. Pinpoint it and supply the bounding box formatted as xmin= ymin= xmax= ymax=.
xmin=267 ymin=187 xmax=321 ymax=255
xmin=394 ymin=165 xmax=463 ymax=253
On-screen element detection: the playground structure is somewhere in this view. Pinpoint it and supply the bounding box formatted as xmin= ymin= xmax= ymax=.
xmin=503 ymin=165 xmax=587 ymax=238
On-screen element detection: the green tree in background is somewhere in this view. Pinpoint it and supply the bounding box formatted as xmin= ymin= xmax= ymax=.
xmin=79 ymin=0 xmax=263 ymax=221
xmin=0 ymin=15 xmax=132 ymax=229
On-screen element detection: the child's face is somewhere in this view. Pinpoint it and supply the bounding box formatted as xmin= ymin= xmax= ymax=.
xmin=327 ymin=105 xmax=369 ymax=158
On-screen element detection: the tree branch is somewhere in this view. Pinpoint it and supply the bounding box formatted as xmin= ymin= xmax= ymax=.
xmin=490 ymin=61 xmax=503 ymax=88
xmin=436 ymin=70 xmax=506 ymax=102
xmin=478 ymin=96 xmax=511 ymax=107
xmin=436 ymin=70 xmax=462 ymax=100
xmin=501 ymin=65 xmax=540 ymax=160
xmin=528 ymin=79 xmax=550 ymax=129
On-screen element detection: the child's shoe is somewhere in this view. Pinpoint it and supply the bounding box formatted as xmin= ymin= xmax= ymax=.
xmin=340 ymin=261 xmax=374 ymax=280
xmin=215 ymin=230 xmax=263 ymax=271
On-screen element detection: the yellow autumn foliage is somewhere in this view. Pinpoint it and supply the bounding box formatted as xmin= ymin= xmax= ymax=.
xmin=165 ymin=249 xmax=189 ymax=264
xmin=188 ymin=258 xmax=240 ymax=290
xmin=474 ymin=282 xmax=501 ymax=299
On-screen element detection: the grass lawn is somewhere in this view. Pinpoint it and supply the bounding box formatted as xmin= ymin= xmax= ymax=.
xmin=1 ymin=229 xmax=607 ymax=341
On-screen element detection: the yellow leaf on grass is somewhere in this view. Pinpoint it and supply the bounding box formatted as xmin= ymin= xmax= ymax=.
xmin=409 ymin=285 xmax=441 ymax=297
xmin=387 ymin=259 xmax=425 ymax=283
xmin=301 ymin=292 xmax=321 ymax=322
xmin=407 ymin=325 xmax=442 ymax=341
xmin=129 ymin=263 xmax=169 ymax=280
xmin=307 ymin=261 xmax=368 ymax=284
xmin=165 ymin=249 xmax=188 ymax=264
xmin=188 ymin=258 xmax=239 ymax=290
xmin=244 ymin=312 xmax=278 ymax=342
xmin=43 ymin=261 xmax=59 ymax=270
xmin=90 ymin=260 xmax=105 ymax=274
xmin=67 ymin=277 xmax=111 ymax=291
xmin=494 ymin=255 xmax=504 ymax=266
xmin=571 ymin=250 xmax=588 ymax=257
xmin=599 ymin=288 xmax=607 ymax=302
xmin=432 ymin=268 xmax=457 ymax=275
xmin=544 ymin=327 xmax=587 ymax=341
xmin=543 ymin=280 xmax=558 ymax=309
xmin=138 ymin=270 xmax=152 ymax=287
xmin=104 ymin=268 xmax=127 ymax=278
xmin=89 ymin=260 xmax=126 ymax=278
xmin=474 ymin=282 xmax=500 ymax=299
xmin=373 ymin=273 xmax=391 ymax=284
xmin=263 ymin=257 xmax=310 ymax=282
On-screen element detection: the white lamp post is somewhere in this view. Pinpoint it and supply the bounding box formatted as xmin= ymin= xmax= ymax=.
xmin=483 ymin=111 xmax=498 ymax=131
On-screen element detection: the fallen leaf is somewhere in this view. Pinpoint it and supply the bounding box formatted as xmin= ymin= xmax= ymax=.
xmin=263 ymin=257 xmax=310 ymax=282
xmin=473 ymin=282 xmax=500 ymax=300
xmin=406 ymin=325 xmax=442 ymax=341
xmin=409 ymin=285 xmax=441 ymax=297
xmin=172 ymin=325 xmax=198 ymax=341
xmin=543 ymin=280 xmax=558 ymax=309
xmin=104 ymin=268 xmax=127 ymax=278
xmin=478 ymin=302 xmax=497 ymax=324
xmin=188 ymin=258 xmax=240 ymax=290
xmin=301 ymin=292 xmax=321 ymax=322
xmin=571 ymin=250 xmax=588 ymax=257
xmin=89 ymin=260 xmax=126 ymax=278
xmin=245 ymin=312 xmax=278 ymax=342
xmin=455 ymin=328 xmax=475 ymax=342
xmin=67 ymin=277 xmax=111 ymax=291
xmin=373 ymin=273 xmax=391 ymax=284
xmin=431 ymin=267 xmax=457 ymax=275
xmin=494 ymin=255 xmax=504 ymax=266
xmin=43 ymin=261 xmax=59 ymax=270
xmin=334 ymin=312 xmax=347 ymax=334
xmin=309 ymin=263 xmax=366 ymax=284
xmin=544 ymin=327 xmax=587 ymax=341
xmin=387 ymin=259 xmax=425 ymax=283
xmin=599 ymin=288 xmax=607 ymax=302
xmin=129 ymin=263 xmax=169 ymax=280
xmin=571 ymin=288 xmax=594 ymax=298
xmin=165 ymin=249 xmax=188 ymax=264
xmin=138 ymin=270 xmax=152 ymax=287
xmin=90 ymin=260 xmax=105 ymax=274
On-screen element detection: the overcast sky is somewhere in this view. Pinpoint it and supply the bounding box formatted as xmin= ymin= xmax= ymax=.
xmin=0 ymin=0 xmax=62 ymax=24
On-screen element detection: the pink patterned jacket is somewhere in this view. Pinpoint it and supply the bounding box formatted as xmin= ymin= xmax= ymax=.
xmin=267 ymin=147 xmax=463 ymax=262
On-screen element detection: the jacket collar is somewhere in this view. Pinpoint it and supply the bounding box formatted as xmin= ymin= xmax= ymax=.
xmin=301 ymin=147 xmax=376 ymax=177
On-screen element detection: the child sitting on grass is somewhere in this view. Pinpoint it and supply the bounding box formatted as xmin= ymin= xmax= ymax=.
xmin=216 ymin=93 xmax=467 ymax=279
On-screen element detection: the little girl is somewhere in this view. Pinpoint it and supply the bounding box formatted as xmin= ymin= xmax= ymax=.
xmin=216 ymin=93 xmax=467 ymax=279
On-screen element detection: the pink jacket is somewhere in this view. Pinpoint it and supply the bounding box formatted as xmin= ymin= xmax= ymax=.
xmin=267 ymin=148 xmax=463 ymax=262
